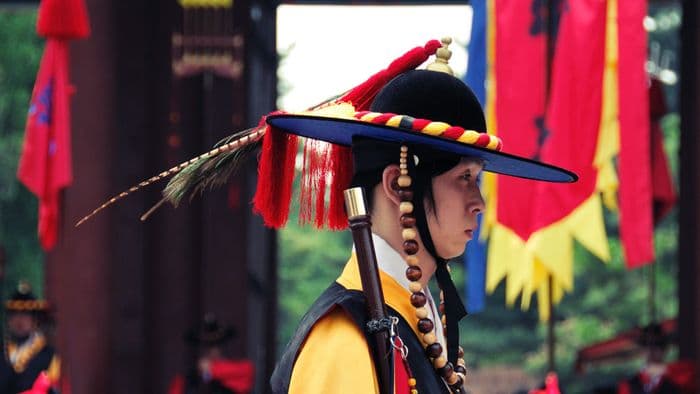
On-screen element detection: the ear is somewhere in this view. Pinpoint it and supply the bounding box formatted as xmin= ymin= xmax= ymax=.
xmin=380 ymin=164 xmax=402 ymax=207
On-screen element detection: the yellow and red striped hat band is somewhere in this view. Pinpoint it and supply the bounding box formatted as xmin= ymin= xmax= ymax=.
xmin=354 ymin=111 xmax=503 ymax=151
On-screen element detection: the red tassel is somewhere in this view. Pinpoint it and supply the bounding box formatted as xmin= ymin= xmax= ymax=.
xmin=327 ymin=145 xmax=353 ymax=230
xmin=298 ymin=142 xmax=313 ymax=224
xmin=297 ymin=39 xmax=440 ymax=230
xmin=298 ymin=139 xmax=332 ymax=228
xmin=299 ymin=139 xmax=324 ymax=225
xmin=252 ymin=117 xmax=298 ymax=228
xmin=37 ymin=0 xmax=91 ymax=40
xmin=254 ymin=40 xmax=442 ymax=230
xmin=340 ymin=40 xmax=442 ymax=110
xmin=314 ymin=155 xmax=328 ymax=228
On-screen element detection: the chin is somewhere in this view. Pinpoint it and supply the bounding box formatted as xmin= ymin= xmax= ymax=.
xmin=443 ymin=246 xmax=465 ymax=260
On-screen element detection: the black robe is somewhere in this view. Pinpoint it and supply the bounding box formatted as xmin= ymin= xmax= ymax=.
xmin=0 ymin=340 xmax=55 ymax=394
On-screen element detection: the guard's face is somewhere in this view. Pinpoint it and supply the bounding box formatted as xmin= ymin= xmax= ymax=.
xmin=7 ymin=312 xmax=36 ymax=339
xmin=200 ymin=345 xmax=223 ymax=361
xmin=426 ymin=158 xmax=485 ymax=259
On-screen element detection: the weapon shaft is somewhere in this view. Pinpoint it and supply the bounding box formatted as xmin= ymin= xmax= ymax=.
xmin=344 ymin=187 xmax=393 ymax=394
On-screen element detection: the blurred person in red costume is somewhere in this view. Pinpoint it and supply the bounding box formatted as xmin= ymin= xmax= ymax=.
xmin=168 ymin=314 xmax=254 ymax=394
xmin=618 ymin=323 xmax=696 ymax=394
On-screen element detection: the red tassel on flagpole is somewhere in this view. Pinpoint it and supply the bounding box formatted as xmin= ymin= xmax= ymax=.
xmin=37 ymin=0 xmax=91 ymax=40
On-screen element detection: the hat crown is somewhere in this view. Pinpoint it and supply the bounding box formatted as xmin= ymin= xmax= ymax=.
xmin=369 ymin=70 xmax=487 ymax=133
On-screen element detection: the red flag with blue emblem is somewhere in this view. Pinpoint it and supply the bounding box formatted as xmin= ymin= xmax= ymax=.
xmin=18 ymin=41 xmax=72 ymax=251
xmin=17 ymin=0 xmax=89 ymax=251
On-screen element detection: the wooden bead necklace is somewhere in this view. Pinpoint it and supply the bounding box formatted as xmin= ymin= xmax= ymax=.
xmin=398 ymin=144 xmax=467 ymax=393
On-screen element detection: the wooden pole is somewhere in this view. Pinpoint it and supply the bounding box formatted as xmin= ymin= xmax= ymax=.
xmin=344 ymin=187 xmax=393 ymax=394
xmin=547 ymin=275 xmax=556 ymax=372
xmin=648 ymin=262 xmax=657 ymax=324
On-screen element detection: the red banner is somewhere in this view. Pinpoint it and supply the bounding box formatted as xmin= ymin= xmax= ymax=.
xmin=17 ymin=41 xmax=73 ymax=250
xmin=494 ymin=0 xmax=548 ymax=241
xmin=618 ymin=1 xmax=653 ymax=268
xmin=495 ymin=0 xmax=606 ymax=241
xmin=534 ymin=0 xmax=607 ymax=230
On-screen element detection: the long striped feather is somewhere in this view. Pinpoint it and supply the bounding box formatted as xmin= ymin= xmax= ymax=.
xmin=76 ymin=127 xmax=265 ymax=227
xmin=163 ymin=129 xmax=262 ymax=206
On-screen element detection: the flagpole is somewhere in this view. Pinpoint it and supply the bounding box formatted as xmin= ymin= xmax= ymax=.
xmin=547 ymin=275 xmax=555 ymax=372
xmin=545 ymin=0 xmax=557 ymax=374
xmin=649 ymin=262 xmax=657 ymax=324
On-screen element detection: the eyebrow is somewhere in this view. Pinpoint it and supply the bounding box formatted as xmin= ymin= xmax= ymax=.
xmin=458 ymin=158 xmax=485 ymax=170
xmin=461 ymin=156 xmax=484 ymax=164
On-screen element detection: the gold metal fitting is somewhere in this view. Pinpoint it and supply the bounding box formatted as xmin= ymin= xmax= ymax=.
xmin=344 ymin=187 xmax=369 ymax=219
xmin=426 ymin=37 xmax=454 ymax=76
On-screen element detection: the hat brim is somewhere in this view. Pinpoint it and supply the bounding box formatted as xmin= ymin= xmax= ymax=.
xmin=267 ymin=114 xmax=578 ymax=183
xmin=5 ymin=300 xmax=50 ymax=312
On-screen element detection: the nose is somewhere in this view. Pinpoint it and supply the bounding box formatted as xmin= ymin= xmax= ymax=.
xmin=469 ymin=189 xmax=486 ymax=214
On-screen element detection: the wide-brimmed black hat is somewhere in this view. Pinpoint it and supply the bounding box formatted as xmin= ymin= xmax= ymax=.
xmin=266 ymin=67 xmax=576 ymax=183
xmin=185 ymin=314 xmax=236 ymax=346
xmin=4 ymin=280 xmax=49 ymax=312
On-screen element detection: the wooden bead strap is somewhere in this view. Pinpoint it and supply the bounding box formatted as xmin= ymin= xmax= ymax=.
xmin=397 ymin=145 xmax=467 ymax=393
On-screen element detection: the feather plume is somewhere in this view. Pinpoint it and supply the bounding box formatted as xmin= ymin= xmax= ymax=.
xmin=76 ymin=127 xmax=265 ymax=227
xmin=163 ymin=129 xmax=262 ymax=207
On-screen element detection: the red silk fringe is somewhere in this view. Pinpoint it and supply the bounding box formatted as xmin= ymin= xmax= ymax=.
xmin=327 ymin=145 xmax=353 ymax=230
xmin=308 ymin=40 xmax=440 ymax=229
xmin=299 ymin=139 xmax=330 ymax=227
xmin=37 ymin=0 xmax=91 ymax=40
xmin=252 ymin=118 xmax=298 ymax=229
xmin=297 ymin=142 xmax=352 ymax=230
xmin=340 ymin=40 xmax=442 ymax=109
xmin=254 ymin=40 xmax=442 ymax=230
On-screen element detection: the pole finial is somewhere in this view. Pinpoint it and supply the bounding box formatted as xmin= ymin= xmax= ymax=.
xmin=426 ymin=37 xmax=454 ymax=76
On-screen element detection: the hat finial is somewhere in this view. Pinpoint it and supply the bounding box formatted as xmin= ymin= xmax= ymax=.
xmin=426 ymin=37 xmax=454 ymax=76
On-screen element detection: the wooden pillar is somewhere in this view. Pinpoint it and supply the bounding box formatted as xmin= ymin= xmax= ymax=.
xmin=245 ymin=1 xmax=279 ymax=392
xmin=46 ymin=0 xmax=276 ymax=392
xmin=46 ymin=0 xmax=118 ymax=391
xmin=679 ymin=0 xmax=700 ymax=383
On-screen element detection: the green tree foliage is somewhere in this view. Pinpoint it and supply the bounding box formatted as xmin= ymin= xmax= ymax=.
xmin=276 ymin=177 xmax=352 ymax=353
xmin=0 ymin=9 xmax=44 ymax=298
